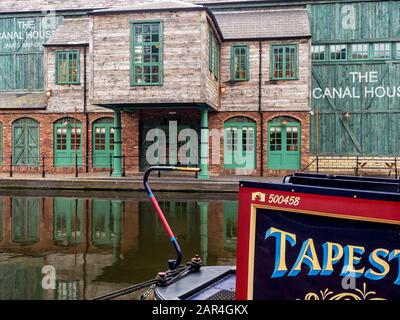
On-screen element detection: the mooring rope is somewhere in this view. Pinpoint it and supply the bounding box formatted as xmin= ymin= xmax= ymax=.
xmin=92 ymin=256 xmax=202 ymax=300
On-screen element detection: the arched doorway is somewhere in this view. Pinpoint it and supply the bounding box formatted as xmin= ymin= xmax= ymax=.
xmin=268 ymin=116 xmax=301 ymax=170
xmin=224 ymin=116 xmax=256 ymax=170
xmin=12 ymin=118 xmax=40 ymax=166
xmin=92 ymin=118 xmax=114 ymax=168
xmin=54 ymin=118 xmax=82 ymax=167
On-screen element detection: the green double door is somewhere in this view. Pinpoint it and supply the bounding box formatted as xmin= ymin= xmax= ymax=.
xmin=54 ymin=119 xmax=82 ymax=167
xmin=93 ymin=119 xmax=114 ymax=168
xmin=268 ymin=122 xmax=301 ymax=170
xmin=224 ymin=122 xmax=256 ymax=170
xmin=12 ymin=118 xmax=40 ymax=166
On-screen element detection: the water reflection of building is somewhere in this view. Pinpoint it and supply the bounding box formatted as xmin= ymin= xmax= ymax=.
xmin=0 ymin=195 xmax=238 ymax=299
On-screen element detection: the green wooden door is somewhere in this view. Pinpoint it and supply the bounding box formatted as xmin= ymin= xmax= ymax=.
xmin=54 ymin=118 xmax=82 ymax=167
xmin=93 ymin=118 xmax=114 ymax=168
xmin=268 ymin=121 xmax=301 ymax=170
xmin=12 ymin=197 xmax=40 ymax=244
xmin=12 ymin=118 xmax=40 ymax=166
xmin=224 ymin=120 xmax=256 ymax=170
xmin=54 ymin=198 xmax=82 ymax=245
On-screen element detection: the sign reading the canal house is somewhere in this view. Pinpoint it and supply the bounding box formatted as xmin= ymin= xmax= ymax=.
xmin=235 ymin=182 xmax=400 ymax=300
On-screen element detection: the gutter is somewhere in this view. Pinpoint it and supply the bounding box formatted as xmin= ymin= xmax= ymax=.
xmin=83 ymin=46 xmax=89 ymax=173
xmin=259 ymin=41 xmax=264 ymax=177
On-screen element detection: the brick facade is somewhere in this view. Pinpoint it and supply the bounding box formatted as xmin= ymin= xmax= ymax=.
xmin=0 ymin=111 xmax=139 ymax=174
xmin=0 ymin=1 xmax=313 ymax=177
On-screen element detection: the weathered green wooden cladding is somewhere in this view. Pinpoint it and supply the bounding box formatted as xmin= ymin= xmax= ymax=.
xmin=0 ymin=15 xmax=62 ymax=91
xmin=309 ymin=1 xmax=400 ymax=156
xmin=311 ymin=62 xmax=400 ymax=156
xmin=308 ymin=1 xmax=400 ymax=42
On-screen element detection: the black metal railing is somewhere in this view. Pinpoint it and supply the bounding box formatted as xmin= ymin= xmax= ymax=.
xmin=0 ymin=154 xmax=127 ymax=178
xmin=0 ymin=154 xmax=199 ymax=179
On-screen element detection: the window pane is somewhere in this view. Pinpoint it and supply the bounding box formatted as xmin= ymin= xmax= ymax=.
xmin=372 ymin=43 xmax=391 ymax=59
xmin=312 ymin=45 xmax=325 ymax=61
xmin=132 ymin=22 xmax=162 ymax=85
xmin=272 ymin=45 xmax=297 ymax=80
xmin=330 ymin=44 xmax=347 ymax=60
xmin=351 ymin=43 xmax=369 ymax=60
xmin=57 ymin=51 xmax=79 ymax=84
xmin=232 ymin=46 xmax=248 ymax=81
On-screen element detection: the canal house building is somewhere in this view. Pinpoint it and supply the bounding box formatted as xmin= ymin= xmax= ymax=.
xmin=0 ymin=0 xmax=398 ymax=178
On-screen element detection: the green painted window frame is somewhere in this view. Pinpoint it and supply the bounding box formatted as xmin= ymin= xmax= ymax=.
xmin=311 ymin=45 xmax=326 ymax=61
xmin=55 ymin=50 xmax=80 ymax=85
xmin=130 ymin=21 xmax=163 ymax=86
xmin=214 ymin=37 xmax=219 ymax=80
xmin=372 ymin=43 xmax=391 ymax=60
xmin=329 ymin=44 xmax=347 ymax=61
xmin=351 ymin=43 xmax=370 ymax=60
xmin=270 ymin=44 xmax=298 ymax=80
xmin=231 ymin=45 xmax=249 ymax=81
xmin=209 ymin=31 xmax=213 ymax=72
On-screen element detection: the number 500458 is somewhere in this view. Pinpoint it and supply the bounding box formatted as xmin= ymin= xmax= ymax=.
xmin=268 ymin=194 xmax=300 ymax=206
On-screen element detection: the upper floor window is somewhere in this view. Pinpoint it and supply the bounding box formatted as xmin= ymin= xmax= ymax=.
xmin=231 ymin=45 xmax=249 ymax=81
xmin=209 ymin=31 xmax=213 ymax=72
xmin=131 ymin=21 xmax=162 ymax=86
xmin=330 ymin=44 xmax=347 ymax=61
xmin=56 ymin=51 xmax=80 ymax=84
xmin=271 ymin=45 xmax=298 ymax=80
xmin=351 ymin=43 xmax=369 ymax=60
xmin=372 ymin=43 xmax=391 ymax=60
xmin=214 ymin=37 xmax=219 ymax=80
xmin=312 ymin=45 xmax=325 ymax=61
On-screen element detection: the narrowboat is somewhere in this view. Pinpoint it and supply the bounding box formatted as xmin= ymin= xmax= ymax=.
xmin=96 ymin=167 xmax=400 ymax=300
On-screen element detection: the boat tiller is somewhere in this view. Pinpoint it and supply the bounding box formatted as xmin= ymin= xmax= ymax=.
xmin=143 ymin=166 xmax=201 ymax=270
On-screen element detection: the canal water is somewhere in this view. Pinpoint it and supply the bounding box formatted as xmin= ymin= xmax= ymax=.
xmin=0 ymin=190 xmax=238 ymax=300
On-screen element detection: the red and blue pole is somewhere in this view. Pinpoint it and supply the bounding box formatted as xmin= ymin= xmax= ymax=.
xmin=143 ymin=166 xmax=201 ymax=270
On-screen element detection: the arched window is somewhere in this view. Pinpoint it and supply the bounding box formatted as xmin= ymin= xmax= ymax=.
xmin=224 ymin=117 xmax=256 ymax=170
xmin=54 ymin=118 xmax=82 ymax=167
xmin=92 ymin=118 xmax=114 ymax=168
xmin=268 ymin=116 xmax=301 ymax=170
xmin=12 ymin=118 xmax=40 ymax=166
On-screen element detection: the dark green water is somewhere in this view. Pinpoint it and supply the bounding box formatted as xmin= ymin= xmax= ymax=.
xmin=0 ymin=190 xmax=238 ymax=300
